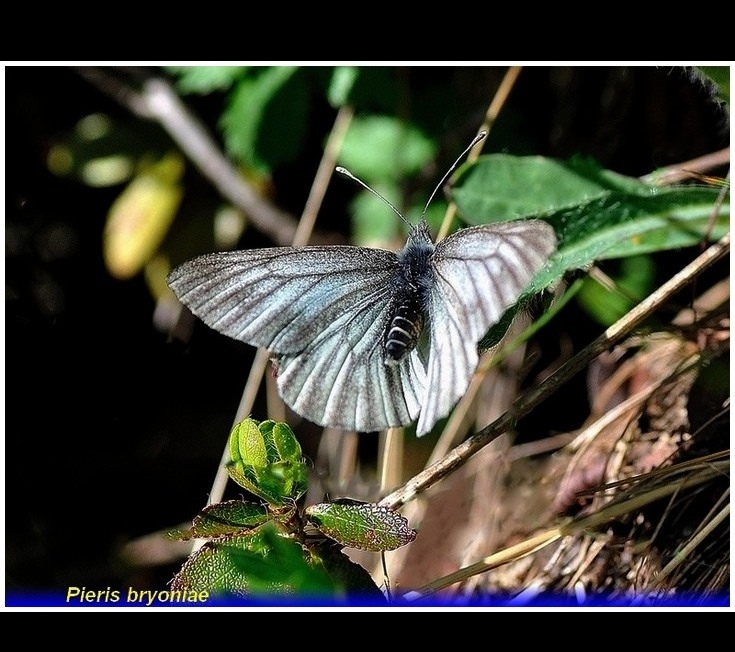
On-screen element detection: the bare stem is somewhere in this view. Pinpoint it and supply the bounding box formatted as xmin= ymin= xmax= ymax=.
xmin=640 ymin=147 xmax=730 ymax=186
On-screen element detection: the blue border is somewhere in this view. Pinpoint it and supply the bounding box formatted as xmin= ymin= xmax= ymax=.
xmin=4 ymin=590 xmax=730 ymax=608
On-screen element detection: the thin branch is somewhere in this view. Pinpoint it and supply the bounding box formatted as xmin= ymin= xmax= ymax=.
xmin=472 ymin=66 xmax=523 ymax=157
xmin=76 ymin=67 xmax=301 ymax=246
xmin=640 ymin=147 xmax=730 ymax=186
xmin=292 ymin=105 xmax=355 ymax=247
xmin=380 ymin=232 xmax=730 ymax=511
xmin=141 ymin=77 xmax=299 ymax=245
xmin=73 ymin=66 xmax=153 ymax=117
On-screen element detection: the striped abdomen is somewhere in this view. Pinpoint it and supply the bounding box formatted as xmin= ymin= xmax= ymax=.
xmin=385 ymin=297 xmax=424 ymax=364
xmin=385 ymin=225 xmax=434 ymax=365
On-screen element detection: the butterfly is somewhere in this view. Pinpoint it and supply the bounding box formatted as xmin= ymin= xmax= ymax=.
xmin=167 ymin=137 xmax=557 ymax=437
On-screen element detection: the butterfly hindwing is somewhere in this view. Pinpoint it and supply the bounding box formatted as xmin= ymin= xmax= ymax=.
xmin=416 ymin=220 xmax=556 ymax=436
xmin=276 ymin=313 xmax=426 ymax=431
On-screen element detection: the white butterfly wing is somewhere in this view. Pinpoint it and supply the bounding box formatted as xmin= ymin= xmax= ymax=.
xmin=276 ymin=307 xmax=427 ymax=432
xmin=416 ymin=220 xmax=557 ymax=436
xmin=167 ymin=247 xmax=426 ymax=432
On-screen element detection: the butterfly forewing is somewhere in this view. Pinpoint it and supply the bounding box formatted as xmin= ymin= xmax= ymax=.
xmin=168 ymin=245 xmax=428 ymax=432
xmin=169 ymin=247 xmax=394 ymax=352
xmin=415 ymin=220 xmax=556 ymax=436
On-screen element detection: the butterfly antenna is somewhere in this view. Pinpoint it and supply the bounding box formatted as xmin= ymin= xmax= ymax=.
xmin=420 ymin=130 xmax=487 ymax=218
xmin=336 ymin=166 xmax=412 ymax=228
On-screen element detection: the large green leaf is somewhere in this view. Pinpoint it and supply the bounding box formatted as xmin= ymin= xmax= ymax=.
xmin=451 ymin=154 xmax=650 ymax=222
xmin=170 ymin=522 xmax=336 ymax=600
xmin=453 ymin=154 xmax=729 ymax=349
xmin=452 ymin=155 xmax=729 ymax=296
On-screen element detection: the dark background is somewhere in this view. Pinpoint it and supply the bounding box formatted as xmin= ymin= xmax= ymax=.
xmin=4 ymin=65 xmax=729 ymax=598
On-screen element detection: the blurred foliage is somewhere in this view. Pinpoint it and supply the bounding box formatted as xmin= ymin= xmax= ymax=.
xmin=103 ymin=153 xmax=184 ymax=279
xmin=45 ymin=65 xmax=729 ymax=337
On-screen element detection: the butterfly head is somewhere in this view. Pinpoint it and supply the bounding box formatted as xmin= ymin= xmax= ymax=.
xmin=408 ymin=218 xmax=434 ymax=245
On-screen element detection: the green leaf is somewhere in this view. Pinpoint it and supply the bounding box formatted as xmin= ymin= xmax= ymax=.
xmin=339 ymin=115 xmax=436 ymax=182
xmin=166 ymin=66 xmax=249 ymax=94
xmin=221 ymin=66 xmax=309 ymax=173
xmin=452 ymin=154 xmax=728 ymax=349
xmin=535 ymin=187 xmax=729 ymax=291
xmin=308 ymin=542 xmax=386 ymax=601
xmin=452 ymin=154 xmax=651 ymax=223
xmin=168 ymin=500 xmax=269 ymax=541
xmin=171 ymin=522 xmax=336 ymax=599
xmin=305 ymin=502 xmax=416 ymax=552
xmin=230 ymin=418 xmax=268 ymax=468
xmin=452 ymin=156 xmax=729 ymax=295
xmin=271 ymin=421 xmax=302 ymax=463
xmin=483 ymin=186 xmax=728 ymax=344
